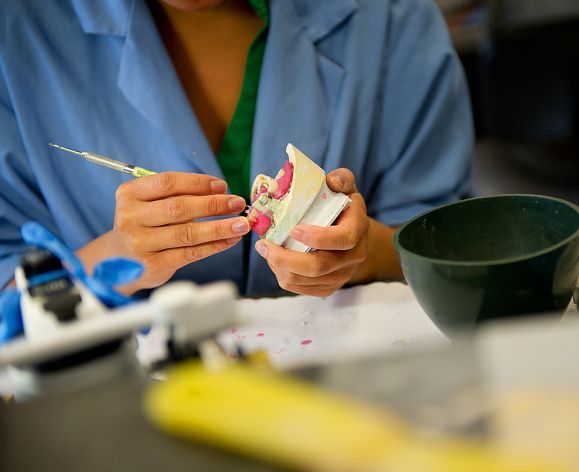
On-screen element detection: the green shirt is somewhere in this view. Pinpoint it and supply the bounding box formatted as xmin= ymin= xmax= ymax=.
xmin=215 ymin=0 xmax=269 ymax=202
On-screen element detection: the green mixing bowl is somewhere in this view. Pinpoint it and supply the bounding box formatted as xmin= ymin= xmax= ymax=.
xmin=394 ymin=195 xmax=579 ymax=335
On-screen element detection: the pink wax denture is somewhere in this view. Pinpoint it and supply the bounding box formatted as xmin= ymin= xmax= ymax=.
xmin=271 ymin=161 xmax=294 ymax=199
xmin=248 ymin=161 xmax=294 ymax=236
xmin=247 ymin=144 xmax=349 ymax=251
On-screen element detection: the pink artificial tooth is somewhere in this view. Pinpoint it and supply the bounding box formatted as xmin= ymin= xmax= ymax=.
xmin=252 ymin=184 xmax=269 ymax=203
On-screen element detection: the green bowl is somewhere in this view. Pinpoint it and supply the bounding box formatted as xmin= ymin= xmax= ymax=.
xmin=394 ymin=195 xmax=579 ymax=335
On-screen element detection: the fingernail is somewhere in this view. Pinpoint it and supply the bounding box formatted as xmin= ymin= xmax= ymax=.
xmin=210 ymin=180 xmax=227 ymax=194
xmin=228 ymin=197 xmax=246 ymax=211
xmin=255 ymin=241 xmax=268 ymax=258
xmin=332 ymin=174 xmax=345 ymax=189
xmin=232 ymin=219 xmax=249 ymax=234
xmin=290 ymin=226 xmax=306 ymax=241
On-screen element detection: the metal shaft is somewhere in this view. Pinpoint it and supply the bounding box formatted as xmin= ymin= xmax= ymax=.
xmin=82 ymin=152 xmax=133 ymax=174
xmin=49 ymin=143 xmax=133 ymax=175
xmin=48 ymin=143 xmax=83 ymax=156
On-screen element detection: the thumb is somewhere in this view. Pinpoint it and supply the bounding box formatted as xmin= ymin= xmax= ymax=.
xmin=327 ymin=168 xmax=357 ymax=194
xmin=255 ymin=239 xmax=273 ymax=260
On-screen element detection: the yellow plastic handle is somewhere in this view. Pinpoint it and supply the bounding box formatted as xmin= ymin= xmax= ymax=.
xmin=132 ymin=166 xmax=157 ymax=178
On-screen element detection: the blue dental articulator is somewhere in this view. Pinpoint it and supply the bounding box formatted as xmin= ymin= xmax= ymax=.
xmin=0 ymin=222 xmax=238 ymax=396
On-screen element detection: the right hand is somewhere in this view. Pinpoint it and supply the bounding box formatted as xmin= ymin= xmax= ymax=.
xmin=79 ymin=172 xmax=249 ymax=295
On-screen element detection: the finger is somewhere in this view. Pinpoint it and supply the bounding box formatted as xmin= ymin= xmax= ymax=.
xmin=334 ymin=192 xmax=367 ymax=223
xmin=142 ymin=195 xmax=246 ymax=226
xmin=326 ymin=168 xmax=357 ymax=194
xmin=151 ymin=236 xmax=242 ymax=273
xmin=290 ymin=194 xmax=368 ymax=251
xmin=143 ymin=217 xmax=250 ymax=251
xmin=117 ymin=172 xmax=228 ymax=202
xmin=255 ymin=240 xmax=348 ymax=277
xmin=279 ymin=283 xmax=338 ymax=298
xmin=275 ymin=266 xmax=353 ymax=287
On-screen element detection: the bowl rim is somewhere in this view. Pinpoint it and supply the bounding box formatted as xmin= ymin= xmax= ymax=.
xmin=393 ymin=194 xmax=579 ymax=267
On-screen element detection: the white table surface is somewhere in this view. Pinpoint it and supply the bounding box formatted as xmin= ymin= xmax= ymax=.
xmin=217 ymin=281 xmax=449 ymax=369
xmin=1 ymin=282 xmax=446 ymax=395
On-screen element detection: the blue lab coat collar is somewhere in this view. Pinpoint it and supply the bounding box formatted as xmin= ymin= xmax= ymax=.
xmin=72 ymin=0 xmax=132 ymax=37
xmin=250 ymin=0 xmax=354 ymax=178
xmin=72 ymin=0 xmax=359 ymax=41
xmin=71 ymin=0 xmax=357 ymax=183
xmin=290 ymin=0 xmax=358 ymax=43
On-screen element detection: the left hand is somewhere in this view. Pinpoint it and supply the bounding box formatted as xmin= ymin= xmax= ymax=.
xmin=254 ymin=168 xmax=369 ymax=297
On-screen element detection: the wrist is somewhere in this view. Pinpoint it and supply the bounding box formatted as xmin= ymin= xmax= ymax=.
xmin=75 ymin=231 xmax=148 ymax=296
xmin=75 ymin=230 xmax=115 ymax=277
xmin=349 ymin=218 xmax=402 ymax=284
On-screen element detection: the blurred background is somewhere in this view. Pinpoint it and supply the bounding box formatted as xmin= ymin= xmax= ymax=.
xmin=437 ymin=0 xmax=579 ymax=204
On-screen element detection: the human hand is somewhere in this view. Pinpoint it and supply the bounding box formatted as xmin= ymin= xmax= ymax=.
xmin=80 ymin=172 xmax=249 ymax=295
xmin=254 ymin=169 xmax=369 ymax=297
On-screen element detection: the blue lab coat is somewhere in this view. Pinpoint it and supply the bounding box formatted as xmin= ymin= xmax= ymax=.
xmin=0 ymin=0 xmax=473 ymax=295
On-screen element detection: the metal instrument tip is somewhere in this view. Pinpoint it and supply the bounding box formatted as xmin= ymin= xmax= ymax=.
xmin=48 ymin=143 xmax=83 ymax=156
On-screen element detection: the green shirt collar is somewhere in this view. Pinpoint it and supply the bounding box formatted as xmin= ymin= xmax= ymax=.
xmin=248 ymin=0 xmax=269 ymax=25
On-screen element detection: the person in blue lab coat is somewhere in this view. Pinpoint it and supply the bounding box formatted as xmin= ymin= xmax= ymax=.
xmin=0 ymin=0 xmax=473 ymax=297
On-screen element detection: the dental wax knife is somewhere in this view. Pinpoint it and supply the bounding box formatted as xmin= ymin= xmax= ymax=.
xmin=48 ymin=143 xmax=156 ymax=178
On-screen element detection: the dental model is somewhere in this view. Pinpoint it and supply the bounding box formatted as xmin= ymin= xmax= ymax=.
xmin=247 ymin=144 xmax=351 ymax=252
